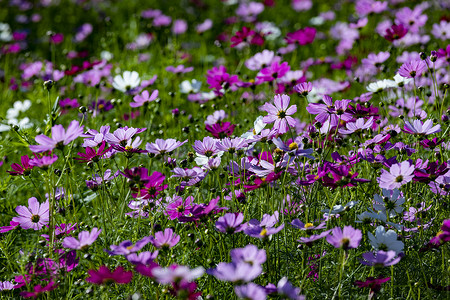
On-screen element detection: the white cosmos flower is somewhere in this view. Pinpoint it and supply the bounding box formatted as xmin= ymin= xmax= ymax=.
xmin=393 ymin=73 xmax=413 ymax=87
xmin=368 ymin=226 xmax=404 ymax=254
xmin=112 ymin=71 xmax=140 ymax=92
xmin=373 ymin=188 xmax=405 ymax=218
xmin=366 ymin=79 xmax=396 ymax=93
xmin=180 ymin=79 xmax=202 ymax=94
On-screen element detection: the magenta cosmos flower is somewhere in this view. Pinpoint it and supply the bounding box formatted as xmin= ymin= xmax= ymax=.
xmin=29 ymin=120 xmax=84 ymax=153
xmin=12 ymin=197 xmax=49 ymax=230
xmin=261 ymin=94 xmax=297 ymax=134
xmin=378 ymin=161 xmax=414 ymax=189
xmin=7 ymin=155 xmax=34 ymax=176
xmin=326 ymin=226 xmax=362 ymax=250
xmin=62 ymin=228 xmax=101 ymax=250
xmin=86 ymin=266 xmax=132 ymax=285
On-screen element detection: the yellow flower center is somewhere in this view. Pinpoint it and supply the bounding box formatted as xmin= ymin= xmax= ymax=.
xmin=304 ymin=223 xmax=314 ymax=229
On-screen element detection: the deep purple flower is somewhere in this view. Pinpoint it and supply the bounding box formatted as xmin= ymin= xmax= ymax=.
xmin=12 ymin=197 xmax=49 ymax=230
xmin=150 ymin=228 xmax=180 ymax=250
xmin=29 ymin=120 xmax=84 ymax=153
xmin=75 ymin=141 xmax=110 ymax=163
xmin=354 ymin=276 xmax=390 ymax=293
xmin=360 ymin=250 xmax=401 ymax=267
xmin=62 ymin=227 xmax=101 ymax=250
xmin=7 ymin=155 xmax=34 ymax=176
xmin=326 ymin=226 xmax=362 ymax=250
xmin=261 ymin=94 xmax=297 ymax=134
xmin=398 ymin=60 xmax=427 ymax=78
xmin=107 ymin=236 xmax=152 ymax=256
xmin=130 ymin=90 xmax=158 ymax=108
xmin=20 ymin=281 xmax=58 ymax=299
xmin=384 ymin=24 xmax=408 ymax=42
xmin=205 ymin=122 xmax=236 ymax=139
xmin=86 ymin=266 xmax=132 ymax=285
xmin=285 ymin=27 xmax=316 ymax=45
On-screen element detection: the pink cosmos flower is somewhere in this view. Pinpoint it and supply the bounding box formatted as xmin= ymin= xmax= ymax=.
xmin=29 ymin=120 xmax=84 ymax=153
xmin=130 ymin=90 xmax=158 ymax=108
xmin=398 ymin=60 xmax=427 ymax=78
xmin=261 ymin=94 xmax=297 ymax=134
xmin=12 ymin=197 xmax=49 ymax=230
xmin=402 ymin=119 xmax=441 ymax=136
xmin=326 ymin=226 xmax=362 ymax=250
xmin=150 ymin=228 xmax=181 ymax=250
xmin=62 ymin=228 xmax=102 ymax=250
xmin=378 ymin=161 xmax=415 ymax=189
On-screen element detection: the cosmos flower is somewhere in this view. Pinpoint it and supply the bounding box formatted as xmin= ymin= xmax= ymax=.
xmin=130 ymin=89 xmax=158 ymax=107
xmin=150 ymin=228 xmax=180 ymax=250
xmin=354 ymin=276 xmax=390 ymax=294
xmin=107 ymin=236 xmax=152 ymax=256
xmin=62 ymin=228 xmax=102 ymax=250
xmin=152 ymin=264 xmax=204 ymax=284
xmin=326 ymin=226 xmax=362 ymax=250
xmin=207 ymin=261 xmax=262 ymax=283
xmin=7 ymin=155 xmax=34 ymax=176
xmin=368 ymin=226 xmax=404 ymax=254
xmin=29 ymin=120 xmax=84 ymax=153
xmin=402 ymin=119 xmax=441 ymax=135
xmin=86 ymin=266 xmax=132 ymax=285
xmin=20 ymin=281 xmax=58 ymax=298
xmin=112 ymin=71 xmax=140 ymax=92
xmin=12 ymin=197 xmax=49 ymax=230
xmin=230 ymin=244 xmax=266 ymax=265
xmin=398 ymin=60 xmax=427 ymax=78
xmin=261 ymin=94 xmax=297 ymax=134
xmin=235 ymin=283 xmax=267 ymax=300
xmin=216 ymin=213 xmax=247 ymax=234
xmin=373 ymin=189 xmax=405 ymax=218
xmin=378 ymin=161 xmax=415 ymax=189
xmin=359 ymin=250 xmax=401 ymax=267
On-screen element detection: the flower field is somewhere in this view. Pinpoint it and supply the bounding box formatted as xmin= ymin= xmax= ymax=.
xmin=1 ymin=0 xmax=450 ymax=299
